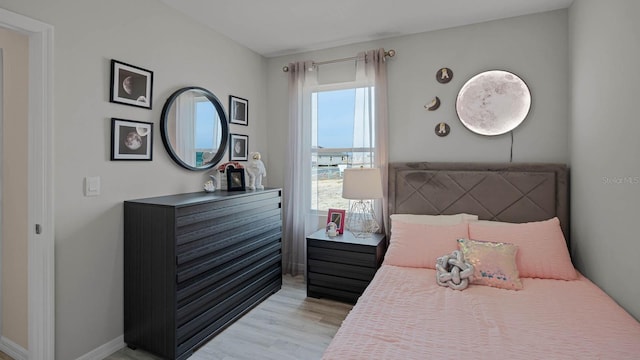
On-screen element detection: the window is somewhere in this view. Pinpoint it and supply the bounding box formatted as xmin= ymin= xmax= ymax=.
xmin=311 ymin=86 xmax=376 ymax=211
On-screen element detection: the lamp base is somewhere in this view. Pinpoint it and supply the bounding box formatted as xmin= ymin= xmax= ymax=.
xmin=346 ymin=200 xmax=380 ymax=238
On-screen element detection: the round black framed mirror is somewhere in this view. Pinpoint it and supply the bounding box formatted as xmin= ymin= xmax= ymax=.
xmin=160 ymin=87 xmax=229 ymax=170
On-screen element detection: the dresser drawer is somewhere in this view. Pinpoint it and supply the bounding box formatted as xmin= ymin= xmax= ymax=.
xmin=177 ymin=220 xmax=281 ymax=264
xmin=177 ymin=245 xmax=280 ymax=303
xmin=176 ymin=229 xmax=281 ymax=283
xmin=176 ymin=208 xmax=282 ymax=246
xmin=177 ymin=255 xmax=281 ymax=326
xmin=176 ymin=191 xmax=280 ymax=219
xmin=176 ymin=267 xmax=281 ymax=343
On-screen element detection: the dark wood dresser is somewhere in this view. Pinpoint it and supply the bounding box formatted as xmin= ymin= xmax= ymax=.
xmin=124 ymin=189 xmax=282 ymax=360
xmin=306 ymin=229 xmax=385 ymax=304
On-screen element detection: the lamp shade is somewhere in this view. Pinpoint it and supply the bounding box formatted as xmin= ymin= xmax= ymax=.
xmin=342 ymin=168 xmax=383 ymax=200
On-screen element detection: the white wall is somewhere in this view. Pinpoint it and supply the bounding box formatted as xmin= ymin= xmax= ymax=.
xmin=569 ymin=0 xmax=640 ymax=320
xmin=0 ymin=26 xmax=28 ymax=350
xmin=0 ymin=0 xmax=267 ymax=358
xmin=267 ymin=10 xmax=570 ymax=189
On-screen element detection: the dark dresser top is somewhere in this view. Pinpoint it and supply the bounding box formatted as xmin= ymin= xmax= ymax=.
xmin=125 ymin=188 xmax=282 ymax=207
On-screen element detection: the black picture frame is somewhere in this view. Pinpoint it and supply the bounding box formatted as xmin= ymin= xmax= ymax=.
xmin=229 ymin=133 xmax=248 ymax=161
xmin=229 ymin=95 xmax=248 ymax=126
xmin=110 ymin=118 xmax=153 ymax=161
xmin=110 ymin=59 xmax=153 ymax=109
xmin=226 ymin=168 xmax=246 ymax=191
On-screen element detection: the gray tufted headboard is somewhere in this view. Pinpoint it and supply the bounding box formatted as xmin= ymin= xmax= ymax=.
xmin=389 ymin=162 xmax=569 ymax=242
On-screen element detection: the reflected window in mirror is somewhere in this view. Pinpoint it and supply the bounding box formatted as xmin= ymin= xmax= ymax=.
xmin=194 ymin=97 xmax=222 ymax=166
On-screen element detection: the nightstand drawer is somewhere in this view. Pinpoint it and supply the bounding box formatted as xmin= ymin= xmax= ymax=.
xmin=308 ymin=272 xmax=369 ymax=293
xmin=307 ymin=259 xmax=376 ymax=281
xmin=307 ymin=285 xmax=360 ymax=304
xmin=307 ymin=246 xmax=378 ymax=267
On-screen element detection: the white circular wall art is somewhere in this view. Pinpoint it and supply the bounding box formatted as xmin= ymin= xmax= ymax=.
xmin=455 ymin=70 xmax=531 ymax=136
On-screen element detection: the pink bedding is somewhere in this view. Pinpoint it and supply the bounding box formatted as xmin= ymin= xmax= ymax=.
xmin=323 ymin=265 xmax=640 ymax=359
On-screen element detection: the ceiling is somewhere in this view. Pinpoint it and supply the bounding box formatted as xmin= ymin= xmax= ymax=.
xmin=159 ymin=0 xmax=574 ymax=58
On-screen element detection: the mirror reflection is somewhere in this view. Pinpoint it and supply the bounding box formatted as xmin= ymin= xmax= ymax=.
xmin=161 ymin=87 xmax=228 ymax=170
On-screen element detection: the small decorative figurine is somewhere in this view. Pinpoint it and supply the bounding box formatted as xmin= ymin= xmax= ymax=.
xmin=326 ymin=222 xmax=338 ymax=237
xmin=203 ymin=180 xmax=216 ymax=193
xmin=246 ymin=152 xmax=266 ymax=190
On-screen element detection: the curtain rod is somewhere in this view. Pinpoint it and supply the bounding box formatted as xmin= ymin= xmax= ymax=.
xmin=282 ymin=49 xmax=395 ymax=72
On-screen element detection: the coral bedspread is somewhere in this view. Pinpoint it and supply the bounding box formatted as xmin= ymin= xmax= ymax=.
xmin=323 ymin=265 xmax=640 ymax=359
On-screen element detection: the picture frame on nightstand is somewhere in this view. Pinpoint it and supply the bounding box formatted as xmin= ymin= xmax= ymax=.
xmin=327 ymin=208 xmax=346 ymax=234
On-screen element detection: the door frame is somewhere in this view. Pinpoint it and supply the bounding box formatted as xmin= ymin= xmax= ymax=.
xmin=0 ymin=8 xmax=54 ymax=359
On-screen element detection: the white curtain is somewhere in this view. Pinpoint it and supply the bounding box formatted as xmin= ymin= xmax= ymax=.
xmin=352 ymin=49 xmax=390 ymax=236
xmin=283 ymin=61 xmax=317 ymax=276
xmin=282 ymin=49 xmax=390 ymax=275
xmin=367 ymin=48 xmax=390 ymax=237
xmin=176 ymin=92 xmax=196 ymax=164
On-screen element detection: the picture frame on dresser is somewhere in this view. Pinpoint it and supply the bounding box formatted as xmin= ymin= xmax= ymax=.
xmin=227 ymin=168 xmax=246 ymax=191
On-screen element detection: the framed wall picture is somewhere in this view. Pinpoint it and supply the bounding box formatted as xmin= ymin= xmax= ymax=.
xmin=226 ymin=168 xmax=246 ymax=191
xmin=110 ymin=118 xmax=153 ymax=160
xmin=229 ymin=133 xmax=248 ymax=161
xmin=229 ymin=95 xmax=248 ymax=126
xmin=327 ymin=208 xmax=346 ymax=234
xmin=110 ymin=59 xmax=153 ymax=109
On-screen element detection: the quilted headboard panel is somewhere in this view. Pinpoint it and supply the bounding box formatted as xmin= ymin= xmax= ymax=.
xmin=389 ymin=162 xmax=569 ymax=240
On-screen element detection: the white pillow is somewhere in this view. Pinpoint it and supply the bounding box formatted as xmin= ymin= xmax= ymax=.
xmin=390 ymin=213 xmax=478 ymax=226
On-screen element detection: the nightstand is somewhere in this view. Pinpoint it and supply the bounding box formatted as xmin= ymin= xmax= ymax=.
xmin=306 ymin=229 xmax=386 ymax=304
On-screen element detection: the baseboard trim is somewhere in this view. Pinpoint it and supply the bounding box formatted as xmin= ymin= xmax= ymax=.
xmin=0 ymin=336 xmax=28 ymax=360
xmin=75 ymin=335 xmax=124 ymax=360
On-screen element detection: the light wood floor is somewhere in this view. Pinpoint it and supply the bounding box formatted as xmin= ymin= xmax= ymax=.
xmin=106 ymin=275 xmax=353 ymax=360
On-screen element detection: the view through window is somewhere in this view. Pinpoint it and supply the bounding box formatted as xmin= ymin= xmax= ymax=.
xmin=311 ymin=86 xmax=375 ymax=212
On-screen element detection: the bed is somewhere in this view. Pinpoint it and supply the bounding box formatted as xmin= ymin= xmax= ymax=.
xmin=322 ymin=162 xmax=640 ymax=359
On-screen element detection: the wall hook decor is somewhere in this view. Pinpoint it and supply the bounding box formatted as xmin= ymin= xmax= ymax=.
xmin=425 ymin=96 xmax=441 ymax=111
xmin=436 ymin=67 xmax=453 ymax=83
xmin=435 ymin=122 xmax=450 ymax=137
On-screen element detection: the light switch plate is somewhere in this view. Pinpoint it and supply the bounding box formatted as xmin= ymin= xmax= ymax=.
xmin=85 ymin=176 xmax=100 ymax=196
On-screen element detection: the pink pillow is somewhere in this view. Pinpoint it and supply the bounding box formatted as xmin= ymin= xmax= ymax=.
xmin=468 ymin=217 xmax=577 ymax=280
xmin=384 ymin=221 xmax=469 ymax=269
xmin=458 ymin=238 xmax=523 ymax=290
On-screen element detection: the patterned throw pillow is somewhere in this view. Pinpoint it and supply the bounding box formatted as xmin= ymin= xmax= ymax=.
xmin=457 ymin=238 xmax=523 ymax=290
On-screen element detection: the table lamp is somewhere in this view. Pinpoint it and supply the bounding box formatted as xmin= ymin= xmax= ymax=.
xmin=342 ymin=167 xmax=383 ymax=237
